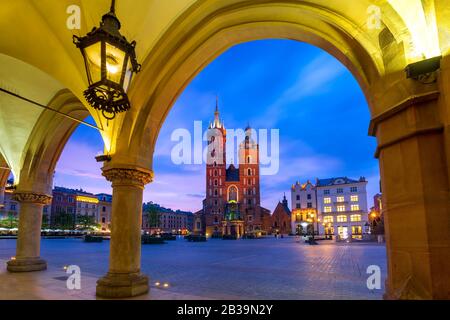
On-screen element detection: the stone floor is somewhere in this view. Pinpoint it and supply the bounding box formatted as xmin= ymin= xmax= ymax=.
xmin=0 ymin=237 xmax=387 ymax=300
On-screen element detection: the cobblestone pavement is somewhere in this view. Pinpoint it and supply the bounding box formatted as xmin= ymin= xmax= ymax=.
xmin=0 ymin=237 xmax=387 ymax=300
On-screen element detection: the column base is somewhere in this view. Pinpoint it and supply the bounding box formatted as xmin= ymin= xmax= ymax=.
xmin=7 ymin=257 xmax=47 ymax=272
xmin=96 ymin=272 xmax=149 ymax=298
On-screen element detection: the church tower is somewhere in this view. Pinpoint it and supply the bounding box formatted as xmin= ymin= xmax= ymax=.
xmin=204 ymin=99 xmax=227 ymax=236
xmin=238 ymin=125 xmax=261 ymax=232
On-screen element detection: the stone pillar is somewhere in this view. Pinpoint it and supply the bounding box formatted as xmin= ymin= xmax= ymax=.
xmin=371 ymin=89 xmax=450 ymax=299
xmin=96 ymin=167 xmax=153 ymax=298
xmin=7 ymin=192 xmax=52 ymax=272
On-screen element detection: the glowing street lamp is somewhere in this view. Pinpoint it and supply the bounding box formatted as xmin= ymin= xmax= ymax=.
xmin=73 ymin=0 xmax=141 ymax=119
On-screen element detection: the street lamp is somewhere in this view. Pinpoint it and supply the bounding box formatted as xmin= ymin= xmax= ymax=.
xmin=300 ymin=222 xmax=308 ymax=237
xmin=73 ymin=0 xmax=141 ymax=120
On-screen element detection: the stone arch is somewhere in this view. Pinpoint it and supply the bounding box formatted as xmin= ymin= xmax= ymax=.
xmin=16 ymin=89 xmax=90 ymax=195
xmin=110 ymin=0 xmax=419 ymax=169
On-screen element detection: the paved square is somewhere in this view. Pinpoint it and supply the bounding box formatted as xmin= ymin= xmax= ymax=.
xmin=0 ymin=237 xmax=387 ymax=300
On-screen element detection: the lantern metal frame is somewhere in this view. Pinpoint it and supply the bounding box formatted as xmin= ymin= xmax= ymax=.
xmin=73 ymin=0 xmax=141 ymax=119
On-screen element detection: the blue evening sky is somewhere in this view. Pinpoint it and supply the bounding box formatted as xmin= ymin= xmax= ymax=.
xmin=54 ymin=39 xmax=380 ymax=213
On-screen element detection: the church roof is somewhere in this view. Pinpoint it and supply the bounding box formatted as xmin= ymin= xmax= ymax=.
xmin=273 ymin=201 xmax=291 ymax=217
xmin=226 ymin=164 xmax=239 ymax=181
xmin=316 ymin=177 xmax=365 ymax=187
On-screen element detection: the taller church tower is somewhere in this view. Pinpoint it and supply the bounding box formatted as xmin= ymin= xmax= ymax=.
xmin=204 ymin=99 xmax=226 ymax=234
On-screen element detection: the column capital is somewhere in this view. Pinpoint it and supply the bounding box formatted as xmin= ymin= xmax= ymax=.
xmin=12 ymin=191 xmax=52 ymax=205
xmin=102 ymin=167 xmax=154 ymax=186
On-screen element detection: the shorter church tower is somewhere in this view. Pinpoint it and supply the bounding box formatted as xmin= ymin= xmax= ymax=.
xmin=238 ymin=125 xmax=261 ymax=233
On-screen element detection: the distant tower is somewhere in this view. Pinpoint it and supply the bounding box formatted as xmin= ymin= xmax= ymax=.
xmin=238 ymin=124 xmax=261 ymax=232
xmin=204 ymin=98 xmax=227 ymax=235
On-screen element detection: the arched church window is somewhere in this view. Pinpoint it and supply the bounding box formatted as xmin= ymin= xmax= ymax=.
xmin=247 ymin=156 xmax=251 ymax=164
xmin=214 ymin=189 xmax=218 ymax=196
xmin=228 ymin=186 xmax=238 ymax=202
xmin=248 ymin=168 xmax=252 ymax=176
xmin=214 ymin=170 xmax=218 ymax=176
xmin=214 ymin=179 xmax=218 ymax=186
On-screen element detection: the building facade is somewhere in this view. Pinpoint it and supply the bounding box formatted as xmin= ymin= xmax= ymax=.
xmin=142 ymin=202 xmax=193 ymax=234
xmin=271 ymin=195 xmax=291 ymax=235
xmin=97 ymin=193 xmax=113 ymax=231
xmin=199 ymin=104 xmax=269 ymax=237
xmin=291 ymin=177 xmax=369 ymax=240
xmin=51 ymin=187 xmax=111 ymax=229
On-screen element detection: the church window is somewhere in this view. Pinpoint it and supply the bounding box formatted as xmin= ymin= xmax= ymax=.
xmin=247 ymin=156 xmax=251 ymax=164
xmin=214 ymin=170 xmax=218 ymax=176
xmin=296 ymin=195 xmax=300 ymax=200
xmin=214 ymin=179 xmax=218 ymax=186
xmin=247 ymin=199 xmax=252 ymax=205
xmin=248 ymin=168 xmax=252 ymax=176
xmin=214 ymin=189 xmax=218 ymax=196
xmin=228 ymin=186 xmax=238 ymax=202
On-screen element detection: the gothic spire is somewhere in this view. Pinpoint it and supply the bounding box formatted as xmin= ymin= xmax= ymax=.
xmin=212 ymin=96 xmax=222 ymax=129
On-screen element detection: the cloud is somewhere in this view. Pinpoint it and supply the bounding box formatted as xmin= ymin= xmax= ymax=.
xmin=186 ymin=193 xmax=205 ymax=199
xmin=253 ymin=53 xmax=346 ymax=128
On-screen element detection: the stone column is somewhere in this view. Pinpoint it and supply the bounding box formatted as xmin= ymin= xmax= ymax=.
xmin=96 ymin=167 xmax=153 ymax=298
xmin=7 ymin=192 xmax=52 ymax=272
xmin=371 ymin=89 xmax=450 ymax=299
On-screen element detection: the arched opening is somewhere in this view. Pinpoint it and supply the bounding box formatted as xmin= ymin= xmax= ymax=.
xmin=145 ymin=39 xmax=382 ymax=299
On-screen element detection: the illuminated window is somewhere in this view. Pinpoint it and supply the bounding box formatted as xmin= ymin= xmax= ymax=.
xmin=351 ymin=214 xmax=361 ymax=222
xmin=324 ymin=197 xmax=331 ymax=204
xmin=351 ymin=195 xmax=358 ymax=202
xmin=351 ymin=204 xmax=360 ymax=211
xmin=337 ymin=205 xmax=346 ymax=212
xmin=352 ymin=225 xmax=362 ymax=234
xmin=323 ymin=216 xmax=333 ymax=223
xmin=324 ymin=206 xmax=332 ymax=213
xmin=336 ymin=196 xmax=345 ymax=203
xmin=337 ymin=215 xmax=347 ymax=222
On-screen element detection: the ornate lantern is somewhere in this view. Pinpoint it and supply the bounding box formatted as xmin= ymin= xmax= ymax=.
xmin=73 ymin=0 xmax=141 ymax=119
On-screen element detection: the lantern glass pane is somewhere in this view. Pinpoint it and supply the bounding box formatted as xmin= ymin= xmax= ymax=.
xmin=84 ymin=42 xmax=102 ymax=84
xmin=105 ymin=42 xmax=126 ymax=85
xmin=122 ymin=58 xmax=133 ymax=92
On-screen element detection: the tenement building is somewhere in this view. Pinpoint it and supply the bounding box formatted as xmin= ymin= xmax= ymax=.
xmin=142 ymin=202 xmax=193 ymax=234
xmin=291 ymin=177 xmax=369 ymax=240
xmin=198 ymin=104 xmax=270 ymax=237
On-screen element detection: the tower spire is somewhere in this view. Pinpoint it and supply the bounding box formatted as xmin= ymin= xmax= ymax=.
xmin=215 ymin=95 xmax=219 ymax=114
xmin=213 ymin=96 xmax=222 ymax=128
